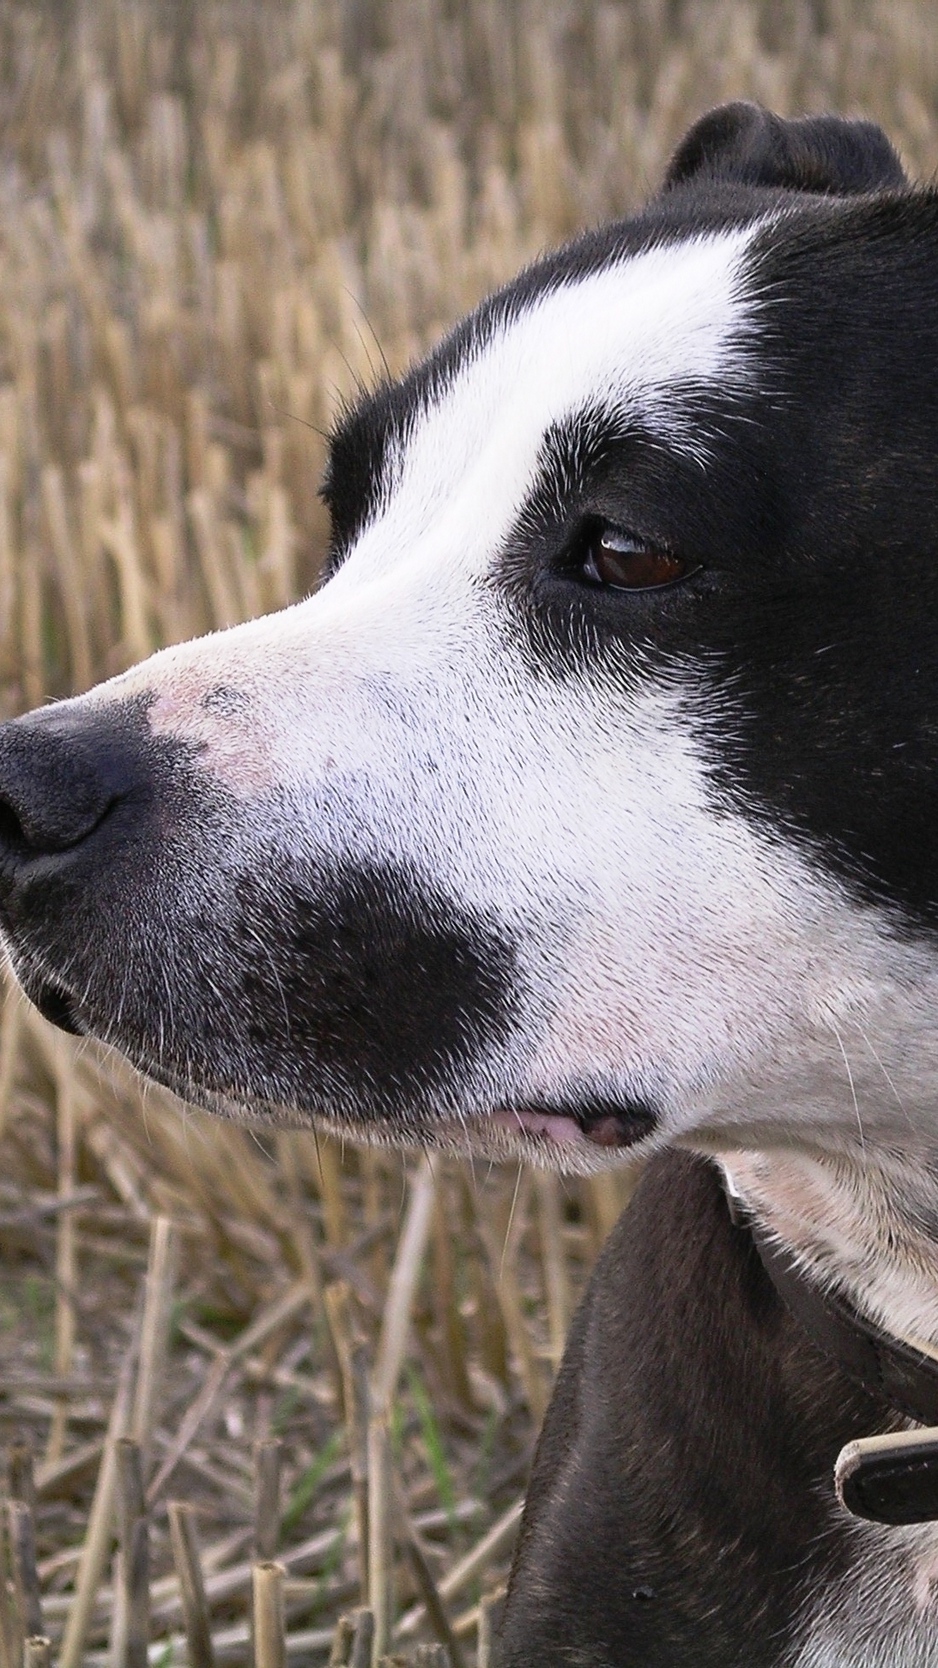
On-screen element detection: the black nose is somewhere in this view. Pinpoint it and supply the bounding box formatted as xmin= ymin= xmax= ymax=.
xmin=0 ymin=700 xmax=161 ymax=1038
xmin=0 ymin=704 xmax=144 ymax=862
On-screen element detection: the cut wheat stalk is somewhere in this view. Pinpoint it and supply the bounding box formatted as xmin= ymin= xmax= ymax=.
xmin=372 ymin=1154 xmax=436 ymax=1416
xmin=476 ymin=1178 xmax=548 ymax=1422
xmin=367 ymin=1415 xmax=393 ymax=1664
xmin=254 ymin=1437 xmax=283 ymax=1563
xmin=167 ymin=1502 xmax=216 ymax=1668
xmin=329 ymin=1612 xmax=356 ymax=1667
xmin=398 ymin=1509 xmax=467 ymax=1668
xmin=41 ymin=1520 xmax=340 ymax=1628
xmin=66 ymin=1509 xmax=360 ymax=1623
xmin=316 ymin=1137 xmax=349 ymax=1251
xmin=475 ymin=1591 xmax=504 ymax=1668
xmin=324 ymin=1280 xmax=371 ymax=1601
xmin=5 ymin=1443 xmax=33 ymax=1513
xmin=131 ymin=1215 xmax=179 ymax=1476
xmin=111 ymin=1439 xmax=149 ymax=1668
xmin=58 ymin=1318 xmax=139 ymax=1668
xmin=252 ymin=1560 xmax=287 ymax=1668
xmin=0 ymin=983 xmax=24 ymax=1145
xmin=395 ymin=1500 xmax=523 ymax=1641
xmin=0 ymin=1556 xmax=15 ymax=1668
xmin=348 ymin=1607 xmax=376 ymax=1668
xmin=46 ymin=1040 xmax=80 ymax=1468
xmin=40 ymin=465 xmax=93 ymax=692
xmin=146 ymin=1280 xmax=314 ymax=1506
xmin=535 ymin=1171 xmax=571 ymax=1372
xmin=6 ymin=1500 xmax=42 ymax=1643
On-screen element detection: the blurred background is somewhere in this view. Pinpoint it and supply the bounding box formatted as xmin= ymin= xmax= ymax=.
xmin=0 ymin=1 xmax=936 ymax=1662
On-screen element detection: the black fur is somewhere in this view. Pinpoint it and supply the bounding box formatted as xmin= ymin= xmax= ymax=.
xmin=664 ymin=101 xmax=906 ymax=196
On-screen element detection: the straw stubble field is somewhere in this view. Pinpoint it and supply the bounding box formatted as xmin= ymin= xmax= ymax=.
xmin=0 ymin=1 xmax=937 ymax=1663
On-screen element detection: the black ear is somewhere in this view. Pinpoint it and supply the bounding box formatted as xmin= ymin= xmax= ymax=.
xmin=663 ymin=102 xmax=906 ymax=197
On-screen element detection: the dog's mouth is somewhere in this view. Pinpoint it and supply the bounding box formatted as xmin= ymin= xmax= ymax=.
xmin=12 ymin=962 xmax=84 ymax=1036
xmin=6 ymin=950 xmax=659 ymax=1158
xmin=491 ymin=1098 xmax=657 ymax=1151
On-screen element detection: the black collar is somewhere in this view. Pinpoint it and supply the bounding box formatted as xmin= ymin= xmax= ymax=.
xmin=749 ymin=1213 xmax=938 ymax=1428
xmin=732 ymin=1184 xmax=938 ymax=1525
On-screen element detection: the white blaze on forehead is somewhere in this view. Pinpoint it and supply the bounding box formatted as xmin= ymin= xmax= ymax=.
xmin=342 ymin=226 xmax=763 ymax=581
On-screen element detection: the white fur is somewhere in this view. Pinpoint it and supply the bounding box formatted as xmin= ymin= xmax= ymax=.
xmin=793 ymin=1520 xmax=938 ymax=1666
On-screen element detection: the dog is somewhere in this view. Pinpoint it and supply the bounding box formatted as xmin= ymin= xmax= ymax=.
xmin=0 ymin=98 xmax=937 ymax=1663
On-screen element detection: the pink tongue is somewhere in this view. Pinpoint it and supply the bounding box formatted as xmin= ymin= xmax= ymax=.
xmin=491 ymin=1109 xmax=586 ymax=1146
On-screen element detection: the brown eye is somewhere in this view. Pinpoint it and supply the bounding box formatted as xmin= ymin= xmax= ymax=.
xmin=582 ymin=526 xmax=695 ymax=591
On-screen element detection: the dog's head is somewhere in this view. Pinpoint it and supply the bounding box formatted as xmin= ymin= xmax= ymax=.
xmin=0 ymin=105 xmax=935 ymax=1173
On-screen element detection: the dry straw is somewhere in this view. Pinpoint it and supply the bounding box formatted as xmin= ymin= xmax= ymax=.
xmin=0 ymin=0 xmax=936 ymax=1660
xmin=167 ymin=1501 xmax=216 ymax=1668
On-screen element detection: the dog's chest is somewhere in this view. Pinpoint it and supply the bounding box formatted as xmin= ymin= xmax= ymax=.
xmin=795 ymin=1522 xmax=938 ymax=1667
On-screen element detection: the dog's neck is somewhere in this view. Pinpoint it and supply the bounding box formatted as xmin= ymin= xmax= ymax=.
xmin=720 ymin=1147 xmax=938 ymax=1356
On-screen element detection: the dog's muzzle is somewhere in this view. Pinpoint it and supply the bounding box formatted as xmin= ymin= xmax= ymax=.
xmin=0 ymin=697 xmax=525 ymax=1138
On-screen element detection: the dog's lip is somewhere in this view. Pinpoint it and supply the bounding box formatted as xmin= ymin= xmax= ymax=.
xmin=491 ymin=1102 xmax=656 ymax=1150
xmin=491 ymin=1107 xmax=589 ymax=1146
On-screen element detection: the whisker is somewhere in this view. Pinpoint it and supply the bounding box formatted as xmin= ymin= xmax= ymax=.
xmin=853 ymin=1021 xmax=911 ymax=1122
xmin=831 ymin=1020 xmax=865 ymax=1155
xmin=501 ymin=1161 xmax=524 ymax=1282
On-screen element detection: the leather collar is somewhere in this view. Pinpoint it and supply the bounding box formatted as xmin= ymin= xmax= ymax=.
xmin=749 ymin=1213 xmax=938 ymax=1428
xmin=733 ymin=1187 xmax=938 ymax=1524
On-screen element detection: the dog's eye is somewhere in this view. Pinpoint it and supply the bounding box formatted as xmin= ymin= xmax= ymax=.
xmin=581 ymin=525 xmax=696 ymax=591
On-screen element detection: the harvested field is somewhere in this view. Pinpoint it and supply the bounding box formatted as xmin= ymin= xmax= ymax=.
xmin=0 ymin=0 xmax=936 ymax=1662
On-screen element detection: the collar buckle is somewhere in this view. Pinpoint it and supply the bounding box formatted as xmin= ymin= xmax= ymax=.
xmin=837 ymin=1429 xmax=938 ymax=1526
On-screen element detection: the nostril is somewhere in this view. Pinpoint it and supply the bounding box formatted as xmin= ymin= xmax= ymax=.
xmin=0 ymin=782 xmax=120 ymax=860
xmin=0 ymin=796 xmax=29 ymax=859
xmin=32 ymin=979 xmax=81 ymax=1034
xmin=0 ymin=713 xmax=137 ymax=861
